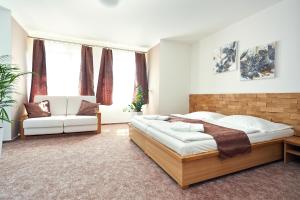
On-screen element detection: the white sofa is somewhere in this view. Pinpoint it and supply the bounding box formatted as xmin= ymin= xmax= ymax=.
xmin=20 ymin=95 xmax=101 ymax=138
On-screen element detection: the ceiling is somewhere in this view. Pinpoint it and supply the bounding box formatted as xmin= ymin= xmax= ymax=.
xmin=0 ymin=0 xmax=282 ymax=50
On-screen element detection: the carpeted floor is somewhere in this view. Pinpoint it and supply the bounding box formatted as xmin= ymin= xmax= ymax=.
xmin=0 ymin=124 xmax=299 ymax=200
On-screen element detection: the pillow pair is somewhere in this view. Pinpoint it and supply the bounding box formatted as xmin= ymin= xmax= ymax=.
xmin=24 ymin=100 xmax=99 ymax=118
xmin=216 ymin=115 xmax=292 ymax=133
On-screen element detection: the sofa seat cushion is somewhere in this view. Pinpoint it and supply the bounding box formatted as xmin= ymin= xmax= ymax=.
xmin=64 ymin=125 xmax=97 ymax=133
xmin=24 ymin=127 xmax=63 ymax=135
xmin=63 ymin=115 xmax=97 ymax=127
xmin=23 ymin=116 xmax=65 ymax=128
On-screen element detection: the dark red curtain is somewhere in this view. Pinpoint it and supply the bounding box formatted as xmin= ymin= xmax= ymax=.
xmin=79 ymin=45 xmax=94 ymax=96
xmin=29 ymin=39 xmax=47 ymax=102
xmin=134 ymin=52 xmax=149 ymax=104
xmin=96 ymin=48 xmax=113 ymax=105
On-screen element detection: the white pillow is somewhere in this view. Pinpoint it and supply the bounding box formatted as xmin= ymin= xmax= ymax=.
xmin=217 ymin=115 xmax=292 ymax=133
xmin=184 ymin=111 xmax=226 ymax=121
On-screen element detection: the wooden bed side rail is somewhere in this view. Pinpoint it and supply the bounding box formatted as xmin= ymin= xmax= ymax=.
xmin=181 ymin=138 xmax=284 ymax=162
xmin=181 ymin=140 xmax=283 ymax=187
xmin=128 ymin=124 xmax=183 ymax=161
xmin=128 ymin=124 xmax=184 ymax=186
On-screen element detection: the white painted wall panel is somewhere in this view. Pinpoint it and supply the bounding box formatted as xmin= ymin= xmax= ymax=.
xmin=190 ymin=0 xmax=300 ymax=94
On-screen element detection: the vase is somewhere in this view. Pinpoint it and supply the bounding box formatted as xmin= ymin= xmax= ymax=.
xmin=131 ymin=112 xmax=143 ymax=117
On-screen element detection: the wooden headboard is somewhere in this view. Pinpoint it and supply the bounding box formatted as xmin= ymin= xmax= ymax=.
xmin=189 ymin=93 xmax=300 ymax=135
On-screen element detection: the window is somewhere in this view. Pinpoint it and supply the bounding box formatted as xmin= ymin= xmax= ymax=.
xmin=44 ymin=42 xmax=136 ymax=107
xmin=111 ymin=49 xmax=136 ymax=105
xmin=45 ymin=41 xmax=81 ymax=96
xmin=28 ymin=40 xmax=137 ymax=123
xmin=94 ymin=49 xmax=136 ymax=123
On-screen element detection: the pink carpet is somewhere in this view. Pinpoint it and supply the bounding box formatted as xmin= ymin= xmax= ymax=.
xmin=0 ymin=124 xmax=299 ymax=200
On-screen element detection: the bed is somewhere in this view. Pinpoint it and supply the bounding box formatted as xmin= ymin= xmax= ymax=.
xmin=128 ymin=93 xmax=300 ymax=189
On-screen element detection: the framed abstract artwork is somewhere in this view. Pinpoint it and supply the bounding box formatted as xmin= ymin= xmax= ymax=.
xmin=213 ymin=41 xmax=238 ymax=73
xmin=240 ymin=42 xmax=276 ymax=80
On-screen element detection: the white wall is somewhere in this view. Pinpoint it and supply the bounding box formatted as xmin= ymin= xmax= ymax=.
xmin=144 ymin=44 xmax=160 ymax=114
xmin=146 ymin=40 xmax=191 ymax=115
xmin=11 ymin=18 xmax=28 ymax=140
xmin=159 ymin=40 xmax=191 ymax=114
xmin=0 ymin=6 xmax=11 ymax=56
xmin=190 ymin=0 xmax=300 ymax=94
xmin=0 ymin=6 xmax=28 ymax=141
xmin=0 ymin=6 xmax=12 ymax=141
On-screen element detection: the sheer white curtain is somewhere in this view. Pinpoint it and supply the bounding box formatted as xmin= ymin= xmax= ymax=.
xmin=45 ymin=41 xmax=81 ymax=96
xmin=94 ymin=48 xmax=136 ymax=123
xmin=112 ymin=49 xmax=136 ymax=105
xmin=45 ymin=42 xmax=136 ymax=105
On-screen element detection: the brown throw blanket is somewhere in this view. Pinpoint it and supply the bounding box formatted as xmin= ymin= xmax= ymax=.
xmin=168 ymin=117 xmax=251 ymax=159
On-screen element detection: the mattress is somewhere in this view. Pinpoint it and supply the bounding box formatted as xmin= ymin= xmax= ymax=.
xmin=131 ymin=117 xmax=294 ymax=156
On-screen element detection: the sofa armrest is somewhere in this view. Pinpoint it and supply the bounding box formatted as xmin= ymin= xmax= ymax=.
xmin=19 ymin=114 xmax=28 ymax=139
xmin=96 ymin=111 xmax=101 ymax=134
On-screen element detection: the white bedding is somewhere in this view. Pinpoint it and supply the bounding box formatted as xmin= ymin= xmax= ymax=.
xmin=133 ymin=115 xmax=258 ymax=142
xmin=170 ymin=121 xmax=204 ymax=132
xmin=139 ymin=119 xmax=213 ymax=142
xmin=131 ymin=115 xmax=294 ymax=156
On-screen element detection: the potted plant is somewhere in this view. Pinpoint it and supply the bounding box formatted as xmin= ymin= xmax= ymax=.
xmin=123 ymin=85 xmax=145 ymax=116
xmin=0 ymin=55 xmax=27 ymax=156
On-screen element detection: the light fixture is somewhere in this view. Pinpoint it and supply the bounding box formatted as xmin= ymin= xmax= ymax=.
xmin=98 ymin=0 xmax=120 ymax=7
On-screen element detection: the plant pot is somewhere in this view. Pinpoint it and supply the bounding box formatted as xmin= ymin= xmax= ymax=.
xmin=0 ymin=127 xmax=3 ymax=157
xmin=131 ymin=112 xmax=143 ymax=117
xmin=136 ymin=112 xmax=143 ymax=116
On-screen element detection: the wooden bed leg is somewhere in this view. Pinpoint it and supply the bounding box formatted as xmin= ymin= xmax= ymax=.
xmin=181 ymin=185 xmax=189 ymax=190
xmin=96 ymin=111 xmax=102 ymax=134
xmin=19 ymin=114 xmax=28 ymax=140
xmin=20 ymin=134 xmax=26 ymax=140
xmin=20 ymin=125 xmax=26 ymax=140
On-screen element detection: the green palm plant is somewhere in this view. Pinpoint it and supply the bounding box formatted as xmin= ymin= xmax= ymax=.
xmin=0 ymin=55 xmax=28 ymax=122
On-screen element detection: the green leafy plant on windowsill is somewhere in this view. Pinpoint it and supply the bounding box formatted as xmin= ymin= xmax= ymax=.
xmin=123 ymin=85 xmax=145 ymax=112
xmin=0 ymin=55 xmax=29 ymax=123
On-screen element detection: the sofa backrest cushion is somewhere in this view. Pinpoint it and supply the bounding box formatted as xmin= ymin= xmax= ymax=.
xmin=67 ymin=96 xmax=97 ymax=115
xmin=34 ymin=96 xmax=68 ymax=116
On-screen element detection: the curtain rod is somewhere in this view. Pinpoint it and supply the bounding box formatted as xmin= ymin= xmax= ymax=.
xmin=27 ymin=36 xmax=147 ymax=53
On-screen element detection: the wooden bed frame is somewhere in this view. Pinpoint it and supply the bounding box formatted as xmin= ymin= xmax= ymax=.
xmin=129 ymin=124 xmax=283 ymax=189
xmin=129 ymin=93 xmax=300 ymax=188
